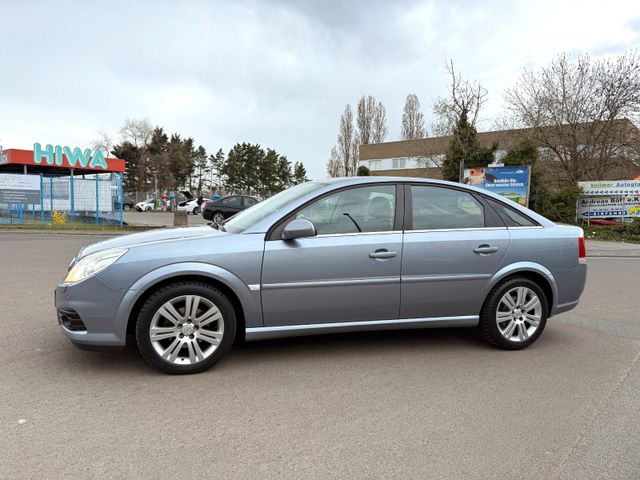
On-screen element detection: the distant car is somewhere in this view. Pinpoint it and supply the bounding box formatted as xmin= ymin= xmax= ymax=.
xmin=115 ymin=195 xmax=134 ymax=211
xmin=135 ymin=198 xmax=156 ymax=212
xmin=177 ymin=191 xmax=212 ymax=215
xmin=202 ymin=195 xmax=260 ymax=224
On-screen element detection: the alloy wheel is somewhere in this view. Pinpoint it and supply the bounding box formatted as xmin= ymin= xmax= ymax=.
xmin=213 ymin=213 xmax=224 ymax=224
xmin=149 ymin=295 xmax=224 ymax=365
xmin=496 ymin=286 xmax=542 ymax=342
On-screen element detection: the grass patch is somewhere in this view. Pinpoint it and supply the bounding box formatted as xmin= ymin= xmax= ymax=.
xmin=0 ymin=223 xmax=134 ymax=232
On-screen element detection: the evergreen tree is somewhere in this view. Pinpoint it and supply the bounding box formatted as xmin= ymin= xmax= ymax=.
xmin=292 ymin=161 xmax=308 ymax=184
xmin=442 ymin=109 xmax=495 ymax=182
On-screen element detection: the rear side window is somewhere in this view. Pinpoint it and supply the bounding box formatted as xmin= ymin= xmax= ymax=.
xmin=411 ymin=186 xmax=484 ymax=230
xmin=487 ymin=199 xmax=537 ymax=227
xmin=245 ymin=197 xmax=258 ymax=206
xmin=228 ymin=196 xmax=242 ymax=207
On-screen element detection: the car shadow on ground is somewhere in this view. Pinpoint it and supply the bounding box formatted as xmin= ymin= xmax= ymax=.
xmin=49 ymin=327 xmax=494 ymax=377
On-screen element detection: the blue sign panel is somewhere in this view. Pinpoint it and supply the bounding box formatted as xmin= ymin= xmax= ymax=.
xmin=463 ymin=166 xmax=531 ymax=206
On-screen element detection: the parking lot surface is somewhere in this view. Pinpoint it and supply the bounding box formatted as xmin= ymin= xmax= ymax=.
xmin=123 ymin=210 xmax=208 ymax=227
xmin=0 ymin=232 xmax=638 ymax=479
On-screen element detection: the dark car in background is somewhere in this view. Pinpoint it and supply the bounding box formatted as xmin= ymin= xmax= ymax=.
xmin=115 ymin=194 xmax=134 ymax=211
xmin=202 ymin=195 xmax=260 ymax=223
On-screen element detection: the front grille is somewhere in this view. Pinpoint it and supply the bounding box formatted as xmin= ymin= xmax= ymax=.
xmin=57 ymin=308 xmax=87 ymax=332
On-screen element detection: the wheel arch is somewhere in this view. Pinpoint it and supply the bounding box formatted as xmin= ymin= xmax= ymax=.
xmin=116 ymin=263 xmax=262 ymax=344
xmin=475 ymin=262 xmax=558 ymax=316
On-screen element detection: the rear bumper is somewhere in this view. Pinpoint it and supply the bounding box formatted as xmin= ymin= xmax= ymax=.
xmin=55 ymin=276 xmax=128 ymax=350
xmin=550 ymin=263 xmax=587 ymax=317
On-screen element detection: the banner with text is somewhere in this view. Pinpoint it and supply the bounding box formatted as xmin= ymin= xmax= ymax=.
xmin=462 ymin=166 xmax=530 ymax=206
xmin=0 ymin=174 xmax=41 ymax=204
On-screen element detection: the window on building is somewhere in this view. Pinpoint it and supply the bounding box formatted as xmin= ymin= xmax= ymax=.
xmin=392 ymin=158 xmax=406 ymax=169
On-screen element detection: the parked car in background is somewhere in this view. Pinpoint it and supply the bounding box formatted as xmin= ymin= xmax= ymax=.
xmin=55 ymin=177 xmax=587 ymax=374
xmin=177 ymin=191 xmax=212 ymax=215
xmin=202 ymin=195 xmax=261 ymax=223
xmin=135 ymin=198 xmax=156 ymax=212
xmin=115 ymin=195 xmax=134 ymax=211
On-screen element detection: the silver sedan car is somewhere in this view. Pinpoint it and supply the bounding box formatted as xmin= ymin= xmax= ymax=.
xmin=55 ymin=177 xmax=587 ymax=374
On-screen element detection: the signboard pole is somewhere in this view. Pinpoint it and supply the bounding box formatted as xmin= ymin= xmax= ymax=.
xmin=119 ymin=173 xmax=124 ymax=226
xmin=70 ymin=169 xmax=75 ymax=221
xmin=525 ymin=167 xmax=532 ymax=208
xmin=40 ymin=174 xmax=44 ymax=227
xmin=95 ymin=175 xmax=99 ymax=224
xmin=49 ymin=177 xmax=53 ymax=220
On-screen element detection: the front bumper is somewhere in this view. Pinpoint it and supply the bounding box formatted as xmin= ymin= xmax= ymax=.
xmin=55 ymin=275 xmax=128 ymax=351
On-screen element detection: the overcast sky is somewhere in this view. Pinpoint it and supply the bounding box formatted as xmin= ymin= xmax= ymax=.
xmin=1 ymin=0 xmax=639 ymax=179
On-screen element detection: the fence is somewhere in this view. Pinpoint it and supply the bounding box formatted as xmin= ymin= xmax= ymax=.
xmin=0 ymin=172 xmax=124 ymax=226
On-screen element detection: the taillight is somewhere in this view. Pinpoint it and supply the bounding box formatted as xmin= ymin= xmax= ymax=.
xmin=578 ymin=231 xmax=586 ymax=264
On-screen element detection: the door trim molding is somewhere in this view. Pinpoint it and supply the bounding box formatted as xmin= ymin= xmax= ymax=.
xmin=262 ymin=276 xmax=401 ymax=290
xmin=245 ymin=315 xmax=479 ymax=340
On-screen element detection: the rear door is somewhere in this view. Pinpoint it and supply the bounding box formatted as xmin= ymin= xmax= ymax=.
xmin=401 ymin=184 xmax=509 ymax=319
xmin=226 ymin=196 xmax=244 ymax=217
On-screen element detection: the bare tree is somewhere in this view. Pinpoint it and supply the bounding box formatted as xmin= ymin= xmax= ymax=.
xmin=91 ymin=130 xmax=114 ymax=158
xmin=504 ymin=50 xmax=640 ymax=185
xmin=118 ymin=117 xmax=153 ymax=148
xmin=372 ymin=101 xmax=388 ymax=143
xmin=432 ymin=60 xmax=488 ymax=136
xmin=357 ymin=95 xmax=376 ymax=145
xmin=337 ymin=104 xmax=358 ymax=176
xmin=326 ymin=146 xmax=342 ymax=177
xmin=401 ymin=93 xmax=426 ymax=140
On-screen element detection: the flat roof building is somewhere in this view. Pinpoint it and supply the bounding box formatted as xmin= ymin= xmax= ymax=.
xmin=359 ymin=119 xmax=640 ymax=187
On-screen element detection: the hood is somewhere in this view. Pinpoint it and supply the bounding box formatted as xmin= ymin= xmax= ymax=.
xmin=78 ymin=226 xmax=225 ymax=258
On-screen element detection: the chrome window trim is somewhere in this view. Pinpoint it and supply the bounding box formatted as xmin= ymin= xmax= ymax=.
xmin=310 ymin=230 xmax=403 ymax=239
xmin=506 ymin=226 xmax=544 ymax=230
xmin=404 ymin=227 xmax=507 ymax=234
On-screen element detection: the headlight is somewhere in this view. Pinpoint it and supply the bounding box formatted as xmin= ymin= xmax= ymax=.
xmin=64 ymin=248 xmax=128 ymax=284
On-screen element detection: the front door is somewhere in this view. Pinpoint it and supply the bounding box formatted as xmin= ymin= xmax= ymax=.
xmin=400 ymin=184 xmax=509 ymax=319
xmin=261 ymin=184 xmax=402 ymax=326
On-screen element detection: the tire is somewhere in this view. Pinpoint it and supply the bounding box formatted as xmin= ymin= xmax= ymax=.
xmin=213 ymin=212 xmax=225 ymax=224
xmin=123 ymin=204 xmax=131 ymax=211
xmin=193 ymin=207 xmax=200 ymax=215
xmin=479 ymin=277 xmax=548 ymax=350
xmin=145 ymin=206 xmax=152 ymax=212
xmin=135 ymin=281 xmax=236 ymax=374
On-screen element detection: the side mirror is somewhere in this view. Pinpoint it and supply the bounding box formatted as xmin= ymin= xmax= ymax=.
xmin=282 ymin=218 xmax=317 ymax=240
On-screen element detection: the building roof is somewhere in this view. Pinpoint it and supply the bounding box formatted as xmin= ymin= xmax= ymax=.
xmin=359 ymin=118 xmax=640 ymax=160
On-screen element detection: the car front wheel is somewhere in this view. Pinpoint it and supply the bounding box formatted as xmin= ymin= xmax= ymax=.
xmin=479 ymin=277 xmax=548 ymax=350
xmin=135 ymin=281 xmax=236 ymax=374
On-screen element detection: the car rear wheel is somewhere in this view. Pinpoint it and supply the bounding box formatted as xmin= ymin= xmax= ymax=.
xmin=135 ymin=281 xmax=236 ymax=374
xmin=145 ymin=206 xmax=152 ymax=212
xmin=123 ymin=204 xmax=131 ymax=211
xmin=192 ymin=207 xmax=200 ymax=215
xmin=479 ymin=277 xmax=548 ymax=350
xmin=213 ymin=212 xmax=225 ymax=224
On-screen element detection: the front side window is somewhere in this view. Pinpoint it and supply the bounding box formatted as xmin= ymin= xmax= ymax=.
xmin=411 ymin=186 xmax=484 ymax=230
xmin=297 ymin=185 xmax=396 ymax=235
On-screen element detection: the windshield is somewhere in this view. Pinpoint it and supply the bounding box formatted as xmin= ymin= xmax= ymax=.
xmin=223 ymin=182 xmax=327 ymax=233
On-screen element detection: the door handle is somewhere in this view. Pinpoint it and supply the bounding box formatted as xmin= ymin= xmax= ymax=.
xmin=473 ymin=245 xmax=499 ymax=254
xmin=369 ymin=249 xmax=397 ymax=259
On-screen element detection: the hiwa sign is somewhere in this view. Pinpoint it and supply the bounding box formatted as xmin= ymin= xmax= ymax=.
xmin=33 ymin=143 xmax=108 ymax=170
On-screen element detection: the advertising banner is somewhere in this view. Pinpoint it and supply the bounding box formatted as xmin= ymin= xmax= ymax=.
xmin=577 ymin=196 xmax=640 ymax=218
xmin=462 ymin=166 xmax=530 ymax=206
xmin=0 ymin=173 xmax=41 ymax=204
xmin=578 ymin=180 xmax=640 ymax=196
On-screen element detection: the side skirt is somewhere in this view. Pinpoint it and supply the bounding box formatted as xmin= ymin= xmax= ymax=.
xmin=245 ymin=315 xmax=479 ymax=341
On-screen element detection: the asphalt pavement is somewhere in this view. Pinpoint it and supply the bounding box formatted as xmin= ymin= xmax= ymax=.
xmin=0 ymin=232 xmax=638 ymax=479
